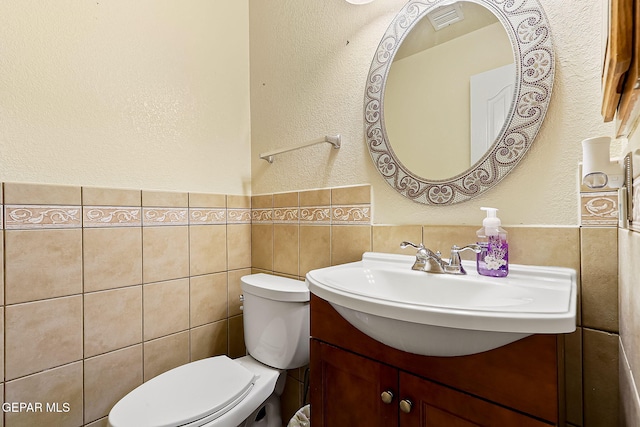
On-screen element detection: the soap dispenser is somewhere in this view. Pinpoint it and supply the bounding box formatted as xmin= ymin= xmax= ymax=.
xmin=476 ymin=207 xmax=509 ymax=277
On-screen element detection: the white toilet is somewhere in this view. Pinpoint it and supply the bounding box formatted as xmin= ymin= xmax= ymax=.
xmin=108 ymin=273 xmax=310 ymax=427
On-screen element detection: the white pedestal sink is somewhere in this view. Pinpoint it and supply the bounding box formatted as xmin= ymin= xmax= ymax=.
xmin=306 ymin=252 xmax=577 ymax=357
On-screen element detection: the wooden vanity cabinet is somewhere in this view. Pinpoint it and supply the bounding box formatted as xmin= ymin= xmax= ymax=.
xmin=310 ymin=295 xmax=561 ymax=427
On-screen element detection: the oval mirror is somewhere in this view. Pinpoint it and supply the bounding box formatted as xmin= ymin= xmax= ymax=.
xmin=364 ymin=0 xmax=554 ymax=205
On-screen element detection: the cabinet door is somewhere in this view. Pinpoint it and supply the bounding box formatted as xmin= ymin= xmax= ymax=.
xmin=399 ymin=372 xmax=553 ymax=427
xmin=310 ymin=339 xmax=398 ymax=427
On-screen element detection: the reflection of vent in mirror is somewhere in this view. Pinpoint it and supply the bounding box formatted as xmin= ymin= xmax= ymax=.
xmin=428 ymin=4 xmax=465 ymax=31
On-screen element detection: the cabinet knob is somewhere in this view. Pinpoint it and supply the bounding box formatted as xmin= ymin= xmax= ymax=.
xmin=400 ymin=399 xmax=413 ymax=414
xmin=380 ymin=390 xmax=394 ymax=404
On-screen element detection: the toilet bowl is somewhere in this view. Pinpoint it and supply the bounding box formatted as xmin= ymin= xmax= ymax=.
xmin=108 ymin=273 xmax=310 ymax=427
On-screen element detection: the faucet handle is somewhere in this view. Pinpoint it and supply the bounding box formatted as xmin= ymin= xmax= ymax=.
xmin=401 ymin=241 xmax=428 ymax=263
xmin=446 ymin=244 xmax=482 ymax=275
xmin=451 ymin=244 xmax=482 ymax=255
xmin=400 ymin=241 xmax=424 ymax=250
xmin=401 ymin=241 xmax=441 ymax=259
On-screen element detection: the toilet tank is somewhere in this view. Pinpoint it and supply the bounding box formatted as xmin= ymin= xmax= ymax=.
xmin=241 ymin=274 xmax=310 ymax=370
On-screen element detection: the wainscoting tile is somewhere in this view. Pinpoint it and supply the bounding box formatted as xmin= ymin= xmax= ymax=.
xmin=299 ymin=225 xmax=331 ymax=275
xmin=274 ymin=224 xmax=299 ymax=276
xmin=143 ymin=332 xmax=190 ymax=382
xmin=274 ymin=191 xmax=299 ymax=208
xmin=190 ymin=273 xmax=228 ymax=327
xmin=251 ymin=224 xmax=273 ymax=271
xmin=251 ymin=194 xmax=273 ymax=209
xmin=581 ymin=227 xmax=618 ymax=332
xmin=619 ymin=229 xmax=640 ymax=400
xmin=5 ymin=296 xmax=83 ymax=380
xmin=188 ymin=193 xmax=226 ymax=208
xmin=83 ymin=345 xmax=142 ymax=424
xmin=4 ymin=229 xmax=82 ymax=304
xmin=228 ymin=224 xmax=252 ymax=270
xmin=620 ymin=340 xmax=640 ymax=427
xmin=331 ymin=225 xmax=372 ymax=265
xmin=83 ymin=206 xmax=141 ymax=227
xmin=143 ymin=279 xmax=189 ymax=341
xmin=228 ymin=315 xmax=246 ymax=359
xmin=422 ymin=225 xmax=478 ymax=258
xmin=228 ymin=269 xmax=250 ymax=317
xmin=507 ymin=227 xmax=580 ymax=270
xmin=373 ymin=225 xmax=423 ymax=254
xmin=189 ymin=224 xmax=227 ymax=275
xmin=299 ymin=189 xmax=330 ymax=207
xmin=190 ymin=321 xmax=228 ymax=362
xmin=188 ymin=208 xmax=226 ymax=225
xmin=227 ymin=195 xmax=250 ymax=209
xmin=83 ymin=227 xmax=142 ymax=292
xmin=82 ymin=187 xmax=141 ymax=207
xmin=5 ymin=205 xmax=82 ymax=229
xmin=142 ymin=207 xmax=189 ymax=226
xmin=84 ymin=287 xmax=142 ymax=358
xmin=5 ymin=362 xmax=83 ymax=427
xmin=3 ymin=182 xmax=81 ymax=205
xmin=142 ymin=190 xmax=188 ymax=208
xmin=331 ymin=205 xmax=371 ymax=225
xmin=142 ymin=226 xmax=189 ymax=283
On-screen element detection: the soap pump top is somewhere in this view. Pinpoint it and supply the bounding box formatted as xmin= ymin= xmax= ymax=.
xmin=480 ymin=207 xmax=502 ymax=235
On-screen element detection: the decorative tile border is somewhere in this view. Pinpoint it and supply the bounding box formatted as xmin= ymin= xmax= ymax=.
xmin=252 ymin=209 xmax=273 ymax=224
xmin=142 ymin=208 xmax=189 ymax=226
xmin=300 ymin=207 xmax=331 ymax=225
xmin=83 ymin=206 xmax=142 ymax=227
xmin=5 ymin=205 xmax=82 ymax=229
xmin=332 ymin=205 xmax=371 ymax=225
xmin=580 ymin=192 xmax=618 ymax=227
xmin=273 ymin=208 xmax=299 ymax=224
xmin=0 ymin=186 xmax=375 ymax=228
xmin=227 ymin=209 xmax=251 ymax=224
xmin=189 ymin=208 xmax=226 ymax=225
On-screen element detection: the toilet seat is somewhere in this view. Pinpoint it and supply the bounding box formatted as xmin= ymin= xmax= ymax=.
xmin=109 ymin=356 xmax=259 ymax=427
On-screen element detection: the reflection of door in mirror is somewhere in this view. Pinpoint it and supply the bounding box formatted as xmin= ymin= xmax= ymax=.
xmin=384 ymin=2 xmax=513 ymax=180
xmin=470 ymin=63 xmax=515 ymax=165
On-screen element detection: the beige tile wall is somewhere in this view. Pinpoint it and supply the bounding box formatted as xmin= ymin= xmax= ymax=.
xmin=0 ymin=182 xmax=250 ymax=427
xmin=253 ymin=185 xmax=620 ymax=426
xmin=619 ymin=225 xmax=640 ymax=426
xmin=0 ymin=181 xmax=622 ymax=427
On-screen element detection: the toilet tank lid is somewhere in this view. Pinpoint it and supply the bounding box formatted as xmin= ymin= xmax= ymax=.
xmin=241 ymin=273 xmax=310 ymax=302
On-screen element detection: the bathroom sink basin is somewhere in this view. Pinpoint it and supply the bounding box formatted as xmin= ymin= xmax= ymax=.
xmin=306 ymin=252 xmax=577 ymax=357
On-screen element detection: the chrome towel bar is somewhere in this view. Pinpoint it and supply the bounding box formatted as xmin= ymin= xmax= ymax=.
xmin=259 ymin=134 xmax=341 ymax=163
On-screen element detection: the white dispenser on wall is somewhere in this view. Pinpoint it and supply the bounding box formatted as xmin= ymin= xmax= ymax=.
xmin=476 ymin=207 xmax=509 ymax=277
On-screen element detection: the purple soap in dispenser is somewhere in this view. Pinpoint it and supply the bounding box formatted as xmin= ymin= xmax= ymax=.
xmin=476 ymin=207 xmax=509 ymax=277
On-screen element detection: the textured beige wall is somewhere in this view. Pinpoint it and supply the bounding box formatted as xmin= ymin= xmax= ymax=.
xmin=249 ymin=0 xmax=613 ymax=225
xmin=0 ymin=0 xmax=251 ymax=195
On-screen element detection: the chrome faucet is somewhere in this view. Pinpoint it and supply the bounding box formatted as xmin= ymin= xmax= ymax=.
xmin=400 ymin=241 xmax=446 ymax=273
xmin=400 ymin=241 xmax=481 ymax=275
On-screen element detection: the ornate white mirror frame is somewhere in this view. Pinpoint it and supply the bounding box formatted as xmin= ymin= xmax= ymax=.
xmin=364 ymin=0 xmax=555 ymax=205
